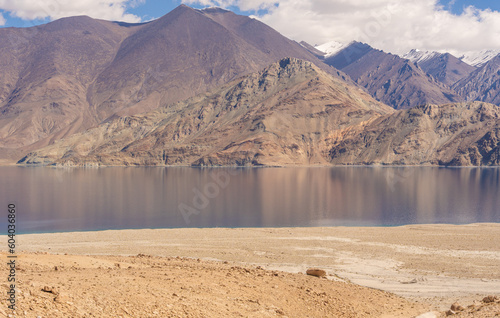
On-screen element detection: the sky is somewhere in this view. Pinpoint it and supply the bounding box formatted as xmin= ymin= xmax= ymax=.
xmin=0 ymin=0 xmax=499 ymax=56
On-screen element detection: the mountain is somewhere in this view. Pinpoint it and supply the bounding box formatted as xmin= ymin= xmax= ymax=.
xmin=452 ymin=55 xmax=500 ymax=105
xmin=320 ymin=42 xmax=462 ymax=109
xmin=89 ymin=5 xmax=344 ymax=119
xmin=18 ymin=58 xmax=393 ymax=167
xmin=0 ymin=16 xmax=138 ymax=160
xmin=328 ymin=102 xmax=500 ymax=166
xmin=403 ymin=49 xmax=475 ymax=86
xmin=0 ymin=5 xmax=343 ymax=162
xmin=458 ymin=50 xmax=500 ymax=67
xmin=19 ymin=59 xmax=500 ymax=167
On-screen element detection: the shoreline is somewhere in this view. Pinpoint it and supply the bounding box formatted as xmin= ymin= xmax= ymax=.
xmin=13 ymin=222 xmax=500 ymax=235
xmin=12 ymin=224 xmax=500 ymax=310
xmin=4 ymin=161 xmax=500 ymax=168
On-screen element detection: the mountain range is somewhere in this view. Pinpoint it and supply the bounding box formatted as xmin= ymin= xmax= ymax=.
xmin=0 ymin=5 xmax=343 ymax=161
xmin=1 ymin=4 xmax=500 ymax=166
xmin=19 ymin=58 xmax=500 ymax=167
xmin=403 ymin=49 xmax=476 ymax=86
xmin=316 ymin=42 xmax=462 ymax=109
xmin=313 ymin=42 xmax=500 ymax=111
xmin=403 ymin=48 xmax=500 ymax=68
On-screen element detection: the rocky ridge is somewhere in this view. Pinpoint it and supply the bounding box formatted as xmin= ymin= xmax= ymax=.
xmin=18 ymin=58 xmax=392 ymax=167
xmin=328 ymin=102 xmax=500 ymax=166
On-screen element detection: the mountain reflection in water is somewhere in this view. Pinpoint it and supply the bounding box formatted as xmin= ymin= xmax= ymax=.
xmin=0 ymin=166 xmax=498 ymax=233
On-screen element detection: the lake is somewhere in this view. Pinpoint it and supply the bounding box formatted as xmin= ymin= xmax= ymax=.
xmin=0 ymin=166 xmax=499 ymax=233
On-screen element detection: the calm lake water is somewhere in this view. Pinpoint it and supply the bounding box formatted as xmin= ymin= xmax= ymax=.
xmin=1 ymin=166 xmax=499 ymax=233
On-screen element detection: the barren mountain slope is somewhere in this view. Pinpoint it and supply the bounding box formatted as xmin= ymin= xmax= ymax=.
xmin=0 ymin=16 xmax=142 ymax=155
xmin=453 ymin=55 xmax=500 ymax=105
xmin=414 ymin=53 xmax=476 ymax=86
xmin=18 ymin=58 xmax=392 ymax=166
xmin=328 ymin=102 xmax=500 ymax=166
xmin=324 ymin=42 xmax=462 ymax=109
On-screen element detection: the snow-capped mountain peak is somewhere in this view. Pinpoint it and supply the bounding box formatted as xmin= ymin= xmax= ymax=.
xmin=402 ymin=48 xmax=500 ymax=67
xmin=315 ymin=41 xmax=353 ymax=58
xmin=402 ymin=49 xmax=440 ymax=64
xmin=458 ymin=49 xmax=500 ymax=67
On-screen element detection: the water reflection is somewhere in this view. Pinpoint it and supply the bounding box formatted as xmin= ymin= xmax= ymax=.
xmin=0 ymin=166 xmax=498 ymax=233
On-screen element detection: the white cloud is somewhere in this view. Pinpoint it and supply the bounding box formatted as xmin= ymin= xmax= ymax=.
xmin=182 ymin=0 xmax=500 ymax=55
xmin=447 ymin=0 xmax=457 ymax=10
xmin=0 ymin=0 xmax=141 ymax=23
xmin=128 ymin=0 xmax=146 ymax=9
xmin=0 ymin=12 xmax=5 ymax=25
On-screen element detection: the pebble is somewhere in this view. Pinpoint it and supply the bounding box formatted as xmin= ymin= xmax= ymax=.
xmin=482 ymin=295 xmax=498 ymax=303
xmin=306 ymin=268 xmax=326 ymax=277
xmin=450 ymin=302 xmax=465 ymax=311
xmin=41 ymin=286 xmax=58 ymax=295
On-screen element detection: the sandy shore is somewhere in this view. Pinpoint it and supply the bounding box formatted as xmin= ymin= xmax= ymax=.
xmin=2 ymin=224 xmax=500 ymax=317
